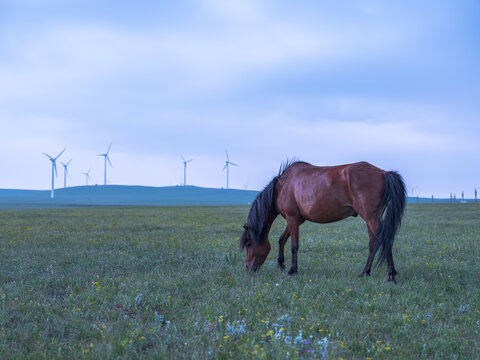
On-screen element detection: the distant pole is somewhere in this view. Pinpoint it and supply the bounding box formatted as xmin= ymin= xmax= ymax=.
xmin=431 ymin=195 xmax=434 ymax=203
xmin=450 ymin=193 xmax=453 ymax=204
xmin=462 ymin=191 xmax=464 ymax=202
xmin=475 ymin=188 xmax=477 ymax=203
xmin=454 ymin=194 xmax=456 ymax=203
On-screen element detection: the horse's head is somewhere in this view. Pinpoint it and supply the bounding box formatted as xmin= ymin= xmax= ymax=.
xmin=240 ymin=224 xmax=271 ymax=271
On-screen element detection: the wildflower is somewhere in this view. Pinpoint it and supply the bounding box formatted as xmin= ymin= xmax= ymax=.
xmin=134 ymin=293 xmax=143 ymax=306
xmin=318 ymin=336 xmax=328 ymax=357
xmin=154 ymin=312 xmax=164 ymax=325
xmin=277 ymin=314 xmax=291 ymax=323
xmin=293 ymin=330 xmax=304 ymax=345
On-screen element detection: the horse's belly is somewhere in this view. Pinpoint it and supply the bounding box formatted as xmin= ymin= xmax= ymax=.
xmin=305 ymin=207 xmax=354 ymax=224
xmin=298 ymin=193 xmax=354 ymax=224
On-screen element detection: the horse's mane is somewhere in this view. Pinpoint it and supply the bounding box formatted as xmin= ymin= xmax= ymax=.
xmin=240 ymin=159 xmax=302 ymax=249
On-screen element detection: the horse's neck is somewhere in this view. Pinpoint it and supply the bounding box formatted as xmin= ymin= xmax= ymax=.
xmin=263 ymin=209 xmax=279 ymax=237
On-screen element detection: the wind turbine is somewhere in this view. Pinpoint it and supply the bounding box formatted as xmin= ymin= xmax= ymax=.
xmin=43 ymin=149 xmax=65 ymax=198
xmin=222 ymin=150 xmax=238 ymax=189
xmin=180 ymin=155 xmax=193 ymax=186
xmin=408 ymin=186 xmax=417 ymax=198
xmin=98 ymin=143 xmax=112 ymax=185
xmin=60 ymin=159 xmax=72 ymax=188
xmin=83 ymin=168 xmax=91 ymax=186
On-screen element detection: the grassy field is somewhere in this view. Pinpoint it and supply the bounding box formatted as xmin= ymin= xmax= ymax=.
xmin=0 ymin=204 xmax=479 ymax=359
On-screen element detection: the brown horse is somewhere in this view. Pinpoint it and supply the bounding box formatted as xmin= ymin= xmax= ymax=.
xmin=240 ymin=161 xmax=407 ymax=282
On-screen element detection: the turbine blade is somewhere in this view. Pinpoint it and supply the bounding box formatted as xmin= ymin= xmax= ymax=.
xmin=106 ymin=143 xmax=112 ymax=155
xmin=66 ymin=159 xmax=72 ymax=166
xmin=222 ymin=163 xmax=228 ymax=171
xmin=225 ymin=150 xmax=229 ymax=161
xmin=54 ymin=148 xmax=66 ymax=160
xmin=54 ymin=162 xmax=58 ymax=177
xmin=181 ymin=155 xmax=186 ymax=162
xmin=107 ymin=155 xmax=112 ymax=167
xmin=187 ymin=159 xmax=193 ymax=163
xmin=43 ymin=152 xmax=53 ymax=160
xmin=230 ymin=162 xmax=238 ymax=166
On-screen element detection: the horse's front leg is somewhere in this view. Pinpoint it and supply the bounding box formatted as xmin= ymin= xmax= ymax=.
xmin=277 ymin=227 xmax=290 ymax=270
xmin=287 ymin=219 xmax=301 ymax=275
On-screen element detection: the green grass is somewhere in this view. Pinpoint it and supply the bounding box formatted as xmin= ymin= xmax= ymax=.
xmin=0 ymin=204 xmax=479 ymax=359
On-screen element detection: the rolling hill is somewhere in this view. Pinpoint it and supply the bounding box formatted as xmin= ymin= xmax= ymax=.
xmin=0 ymin=185 xmax=259 ymax=209
xmin=0 ymin=185 xmax=466 ymax=209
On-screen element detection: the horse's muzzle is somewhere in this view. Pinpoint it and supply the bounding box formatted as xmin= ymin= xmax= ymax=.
xmin=246 ymin=262 xmax=261 ymax=272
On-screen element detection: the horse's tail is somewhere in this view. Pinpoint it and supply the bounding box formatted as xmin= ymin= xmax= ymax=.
xmin=373 ymin=171 xmax=407 ymax=266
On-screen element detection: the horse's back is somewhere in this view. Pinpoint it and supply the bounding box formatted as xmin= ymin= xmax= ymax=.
xmin=275 ymin=161 xmax=385 ymax=223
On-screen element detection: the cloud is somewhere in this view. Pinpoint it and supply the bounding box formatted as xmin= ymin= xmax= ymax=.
xmin=0 ymin=1 xmax=478 ymax=196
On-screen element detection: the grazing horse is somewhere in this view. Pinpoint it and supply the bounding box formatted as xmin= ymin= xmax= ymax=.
xmin=240 ymin=161 xmax=407 ymax=282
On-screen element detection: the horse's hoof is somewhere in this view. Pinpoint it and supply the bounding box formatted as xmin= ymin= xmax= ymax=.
xmin=277 ymin=262 xmax=285 ymax=270
xmin=359 ymin=270 xmax=370 ymax=278
xmin=287 ymin=267 xmax=297 ymax=275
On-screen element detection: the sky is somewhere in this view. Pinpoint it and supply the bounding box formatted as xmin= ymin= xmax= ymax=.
xmin=0 ymin=0 xmax=479 ymax=198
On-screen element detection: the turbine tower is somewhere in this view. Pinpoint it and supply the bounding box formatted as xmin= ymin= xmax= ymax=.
xmin=98 ymin=143 xmax=112 ymax=185
xmin=83 ymin=168 xmax=91 ymax=186
xmin=181 ymin=155 xmax=193 ymax=186
xmin=43 ymin=149 xmax=65 ymax=198
xmin=222 ymin=150 xmax=238 ymax=189
xmin=408 ymin=186 xmax=417 ymax=198
xmin=60 ymin=159 xmax=72 ymax=188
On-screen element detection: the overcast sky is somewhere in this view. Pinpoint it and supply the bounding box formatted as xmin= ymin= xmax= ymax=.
xmin=1 ymin=0 xmax=479 ymax=197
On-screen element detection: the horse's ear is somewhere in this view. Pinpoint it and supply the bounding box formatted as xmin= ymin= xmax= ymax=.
xmin=243 ymin=224 xmax=249 ymax=231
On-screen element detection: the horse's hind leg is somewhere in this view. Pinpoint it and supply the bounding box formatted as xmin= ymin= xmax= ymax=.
xmin=277 ymin=226 xmax=290 ymax=270
xmin=386 ymin=250 xmax=397 ymax=283
xmin=360 ymin=220 xmax=380 ymax=277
